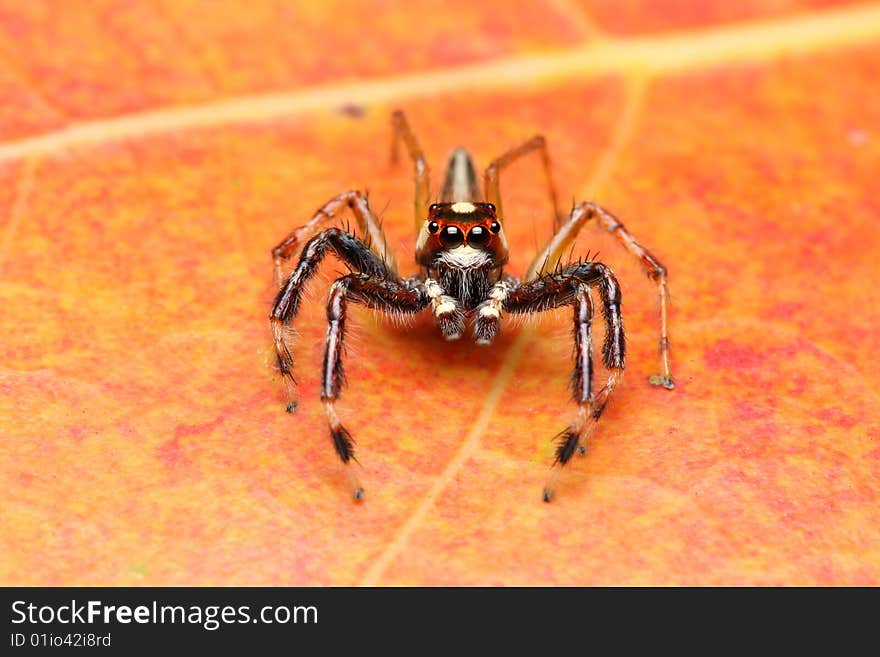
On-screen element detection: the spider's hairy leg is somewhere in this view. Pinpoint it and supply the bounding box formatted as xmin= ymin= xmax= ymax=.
xmin=269 ymin=227 xmax=392 ymax=413
xmin=589 ymin=203 xmax=673 ymax=389
xmin=424 ymin=278 xmax=464 ymax=340
xmin=322 ymin=399 xmax=363 ymax=500
xmin=390 ymin=110 xmax=431 ymax=235
xmin=544 ymin=369 xmax=622 ymax=498
xmin=270 ymin=190 xmax=397 ymax=288
xmin=473 ymin=276 xmax=517 ymax=345
xmin=321 ymin=273 xmax=429 ymax=500
xmin=527 ymin=201 xmax=673 ymax=389
xmin=504 ymin=262 xmax=625 ymax=501
xmin=484 ymin=134 xmax=562 ymax=228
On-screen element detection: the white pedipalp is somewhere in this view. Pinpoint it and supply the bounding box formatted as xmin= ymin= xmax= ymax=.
xmin=425 ymin=277 xmax=459 ymax=321
xmin=479 ymin=280 xmax=510 ymax=319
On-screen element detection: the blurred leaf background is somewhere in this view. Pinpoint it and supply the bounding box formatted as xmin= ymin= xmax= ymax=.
xmin=1 ymin=1 xmax=879 ymax=585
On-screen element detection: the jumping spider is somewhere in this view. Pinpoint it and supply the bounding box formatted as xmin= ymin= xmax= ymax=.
xmin=269 ymin=111 xmax=674 ymax=502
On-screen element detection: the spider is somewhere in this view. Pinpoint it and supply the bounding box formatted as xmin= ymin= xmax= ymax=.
xmin=269 ymin=111 xmax=674 ymax=502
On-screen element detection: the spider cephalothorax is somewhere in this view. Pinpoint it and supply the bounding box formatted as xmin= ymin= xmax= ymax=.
xmin=269 ymin=111 xmax=674 ymax=502
xmin=417 ymin=202 xmax=507 ymax=264
xmin=414 ymin=199 xmax=510 ymax=340
xmin=422 ymin=202 xmax=505 ymax=292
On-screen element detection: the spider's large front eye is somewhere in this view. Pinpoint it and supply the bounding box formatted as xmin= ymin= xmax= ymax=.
xmin=440 ymin=225 xmax=463 ymax=247
xmin=467 ymin=225 xmax=490 ymax=247
xmin=428 ymin=220 xmax=440 ymax=234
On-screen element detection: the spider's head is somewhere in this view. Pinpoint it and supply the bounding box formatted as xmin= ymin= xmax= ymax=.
xmin=415 ymin=201 xmax=509 ymax=270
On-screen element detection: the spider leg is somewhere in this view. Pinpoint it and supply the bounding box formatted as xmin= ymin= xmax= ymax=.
xmin=322 ymin=273 xmax=429 ymax=499
xmin=504 ymin=262 xmax=625 ymax=501
xmin=390 ymin=110 xmax=432 ymax=235
xmin=526 ymin=201 xmax=674 ymax=390
xmin=269 ymin=228 xmax=392 ymax=412
xmin=484 ymin=134 xmax=562 ymax=229
xmin=270 ymin=190 xmax=397 ymax=288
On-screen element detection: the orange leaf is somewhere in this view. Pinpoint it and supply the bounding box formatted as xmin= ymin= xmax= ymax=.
xmin=1 ymin=2 xmax=879 ymax=585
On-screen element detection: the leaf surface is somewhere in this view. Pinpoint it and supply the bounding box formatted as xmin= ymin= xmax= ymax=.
xmin=1 ymin=1 xmax=878 ymax=585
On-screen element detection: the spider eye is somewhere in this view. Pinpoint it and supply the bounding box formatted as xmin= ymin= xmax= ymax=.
xmin=486 ymin=203 xmax=496 ymax=212
xmin=467 ymin=225 xmax=490 ymax=247
xmin=440 ymin=225 xmax=463 ymax=247
xmin=429 ymin=203 xmax=440 ymax=212
xmin=489 ymin=221 xmax=501 ymax=234
xmin=428 ymin=220 xmax=440 ymax=234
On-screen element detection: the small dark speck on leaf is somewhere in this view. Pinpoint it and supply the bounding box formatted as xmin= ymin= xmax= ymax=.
xmin=337 ymin=103 xmax=366 ymax=118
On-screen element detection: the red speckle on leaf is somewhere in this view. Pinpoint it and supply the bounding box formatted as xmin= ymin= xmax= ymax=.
xmin=816 ymin=407 xmax=858 ymax=430
xmin=173 ymin=417 xmax=225 ymax=440
xmin=704 ymin=340 xmax=764 ymax=371
xmin=156 ymin=436 xmax=187 ymax=469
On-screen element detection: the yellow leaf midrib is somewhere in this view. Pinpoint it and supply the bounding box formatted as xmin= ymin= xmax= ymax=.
xmin=0 ymin=4 xmax=878 ymax=163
